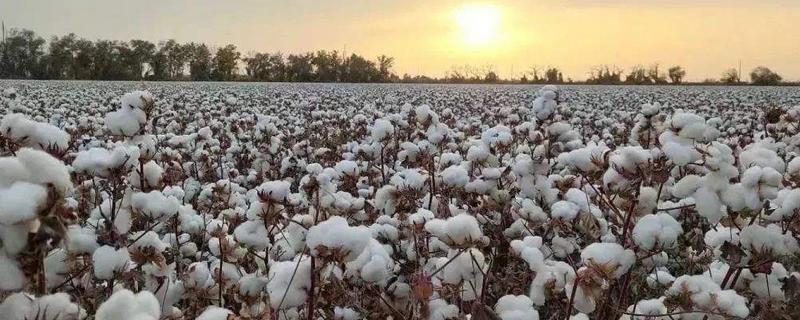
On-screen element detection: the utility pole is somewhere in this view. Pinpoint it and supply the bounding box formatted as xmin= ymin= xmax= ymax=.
xmin=738 ymin=59 xmax=742 ymax=83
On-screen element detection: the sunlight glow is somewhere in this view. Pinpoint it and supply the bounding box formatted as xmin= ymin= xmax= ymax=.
xmin=453 ymin=3 xmax=501 ymax=47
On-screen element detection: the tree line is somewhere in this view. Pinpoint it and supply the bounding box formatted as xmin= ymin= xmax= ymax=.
xmin=0 ymin=28 xmax=790 ymax=85
xmin=0 ymin=28 xmax=399 ymax=82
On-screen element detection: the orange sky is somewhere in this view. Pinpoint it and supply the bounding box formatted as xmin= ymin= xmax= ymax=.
xmin=2 ymin=0 xmax=798 ymax=81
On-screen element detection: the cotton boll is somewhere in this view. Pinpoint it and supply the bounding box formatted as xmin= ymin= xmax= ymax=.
xmin=619 ymin=298 xmax=668 ymax=320
xmin=632 ymin=213 xmax=683 ymax=250
xmin=494 ymin=295 xmax=539 ymax=320
xmin=267 ymin=256 xmax=311 ymax=309
xmin=306 ymin=216 xmax=372 ymax=261
xmin=428 ymin=299 xmax=459 ymax=320
xmin=92 ymin=245 xmax=131 ymax=280
xmin=25 ymin=293 xmax=81 ymax=320
xmin=550 ymin=200 xmax=580 ymax=221
xmin=0 ymin=292 xmax=31 ymax=320
xmin=15 ymin=148 xmax=73 ymax=194
xmin=440 ymin=165 xmax=469 ymax=187
xmin=334 ymin=306 xmax=360 ymax=320
xmin=196 ymin=307 xmax=233 ymax=320
xmin=0 ymin=181 xmax=49 ymax=225
xmin=580 ymin=243 xmax=635 ymax=278
xmin=424 ymin=214 xmax=485 ymax=247
xmin=0 ymin=253 xmax=25 ymax=290
xmin=95 ymin=289 xmax=160 ymax=320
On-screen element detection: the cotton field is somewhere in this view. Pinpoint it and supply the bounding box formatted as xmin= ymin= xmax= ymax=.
xmin=1 ymin=81 xmax=800 ymax=320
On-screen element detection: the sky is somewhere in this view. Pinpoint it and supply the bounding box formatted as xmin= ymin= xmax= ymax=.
xmin=2 ymin=0 xmax=799 ymax=81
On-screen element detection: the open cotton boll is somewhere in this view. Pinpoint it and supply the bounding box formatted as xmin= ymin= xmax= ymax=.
xmin=196 ymin=307 xmax=233 ymax=320
xmin=233 ymin=220 xmax=270 ymax=250
xmin=389 ymin=169 xmax=427 ymax=191
xmin=267 ymin=256 xmax=311 ymax=309
xmin=0 ymin=181 xmax=48 ymax=225
xmin=131 ymin=191 xmax=180 ymax=219
xmin=494 ymin=295 xmax=539 ymax=320
xmin=371 ymin=118 xmax=395 ymax=142
xmin=255 ymin=180 xmax=291 ymax=202
xmin=22 ymin=293 xmax=81 ymax=320
xmin=438 ymin=248 xmax=485 ymax=301
xmin=428 ymin=299 xmax=459 ymax=320
xmin=14 ymin=148 xmax=72 ymax=193
xmin=740 ymin=145 xmax=785 ymax=174
xmin=334 ymin=306 xmax=360 ymax=320
xmin=619 ymin=298 xmax=668 ymax=320
xmin=0 ymin=114 xmax=71 ymax=152
xmin=739 ymin=224 xmax=799 ymax=256
xmin=0 ymin=253 xmax=25 ymax=290
xmin=105 ymin=108 xmax=147 ymax=136
xmin=0 ymin=292 xmax=31 ymax=320
xmin=440 ymin=165 xmax=469 ymax=187
xmin=95 ymin=289 xmax=160 ymax=320
xmin=425 ymin=214 xmax=485 ymax=246
xmin=580 ymin=243 xmax=635 ymax=278
xmin=306 ymin=216 xmax=372 ymax=261
xmin=129 ymin=161 xmax=163 ymax=189
xmin=72 ymin=145 xmax=140 ymax=177
xmin=550 ymin=200 xmax=580 ymax=221
xmin=632 ymin=213 xmax=683 ymax=250
xmin=667 ymin=275 xmax=749 ymax=319
xmin=92 ymin=245 xmax=131 ymax=280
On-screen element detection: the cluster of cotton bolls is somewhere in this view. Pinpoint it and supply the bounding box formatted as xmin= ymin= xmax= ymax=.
xmin=1 ymin=80 xmax=800 ymax=320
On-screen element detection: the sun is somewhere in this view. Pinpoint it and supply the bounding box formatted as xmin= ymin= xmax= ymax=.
xmin=453 ymin=3 xmax=501 ymax=47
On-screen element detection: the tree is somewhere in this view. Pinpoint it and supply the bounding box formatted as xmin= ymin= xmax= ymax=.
xmin=212 ymin=44 xmax=241 ymax=81
xmin=0 ymin=29 xmax=47 ymax=79
xmin=625 ymin=65 xmax=649 ymax=84
xmin=126 ymin=40 xmax=155 ymax=80
xmin=647 ymin=64 xmax=667 ymax=84
xmin=668 ymin=66 xmax=686 ymax=84
xmin=376 ymin=55 xmax=395 ymax=82
xmin=311 ymin=50 xmax=341 ymax=82
xmin=720 ymin=68 xmax=740 ymax=84
xmin=750 ymin=66 xmax=782 ymax=86
xmin=186 ymin=43 xmax=212 ymax=81
xmin=484 ymin=71 xmax=499 ymax=83
xmin=286 ymin=53 xmax=314 ymax=82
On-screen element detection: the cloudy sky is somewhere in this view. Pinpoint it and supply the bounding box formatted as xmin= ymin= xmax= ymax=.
xmin=2 ymin=0 xmax=798 ymax=80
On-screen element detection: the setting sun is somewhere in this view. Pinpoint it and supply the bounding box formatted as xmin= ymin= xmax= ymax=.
xmin=453 ymin=3 xmax=501 ymax=47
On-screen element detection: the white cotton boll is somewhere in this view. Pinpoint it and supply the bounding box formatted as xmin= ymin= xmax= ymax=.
xmin=92 ymin=245 xmax=131 ymax=280
xmin=740 ymin=224 xmax=799 ymax=256
xmin=371 ymin=118 xmax=395 ymax=141
xmin=267 ymin=256 xmax=311 ymax=309
xmin=441 ymin=165 xmax=469 ymax=187
xmin=66 ymin=225 xmax=98 ymax=254
xmin=787 ymin=157 xmax=800 ymax=176
xmin=196 ymin=307 xmax=233 ymax=320
xmin=646 ymin=270 xmax=676 ymax=288
xmin=72 ymin=145 xmax=140 ymax=177
xmin=569 ymin=314 xmax=589 ymax=320
xmin=466 ymin=144 xmax=491 ymax=162
xmin=740 ymin=145 xmax=785 ymax=174
xmin=15 ymin=148 xmax=73 ymax=194
xmin=515 ymin=198 xmax=547 ymax=222
xmin=256 ymin=180 xmax=291 ymax=202
xmin=0 ymin=182 xmax=48 ymax=225
xmin=428 ymin=299 xmax=459 ymax=320
xmin=620 ymin=298 xmax=668 ymax=320
xmin=0 ymin=253 xmax=25 ymax=290
xmin=694 ymin=187 xmax=724 ymax=224
xmin=662 ymin=141 xmax=692 ymax=166
xmin=425 ymin=214 xmax=484 ymax=246
xmin=335 ymin=160 xmax=359 ymax=176
xmin=632 ymin=213 xmax=683 ymax=250
xmin=390 ymin=169 xmax=427 ymax=191
xmin=26 ymin=293 xmax=81 ymax=320
xmin=747 ymin=262 xmax=788 ymax=301
xmin=95 ymin=289 xmax=160 ymax=320
xmin=550 ymin=200 xmax=580 ymax=221
xmin=306 ymin=216 xmax=372 ymax=261
xmin=130 ymin=161 xmax=163 ymax=188
xmin=495 ymin=295 xmax=539 ymax=320
xmin=671 ymin=175 xmax=702 ymax=198
xmin=131 ymin=191 xmax=180 ymax=219
xmin=0 ymin=292 xmax=31 ymax=320
xmin=105 ymin=109 xmax=146 ymax=136
xmin=580 ymin=243 xmax=635 ymax=278
xmin=334 ymin=306 xmax=361 ymax=320
xmin=234 ymin=220 xmax=270 ymax=250
xmin=704 ymin=226 xmax=739 ymax=248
